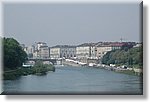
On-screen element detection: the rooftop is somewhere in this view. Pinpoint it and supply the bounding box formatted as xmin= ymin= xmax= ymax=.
xmin=77 ymin=43 xmax=97 ymax=47
xmin=36 ymin=42 xmax=47 ymax=44
xmin=39 ymin=45 xmax=48 ymax=48
xmin=50 ymin=45 xmax=76 ymax=48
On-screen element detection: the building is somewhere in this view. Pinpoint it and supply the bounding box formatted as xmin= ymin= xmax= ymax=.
xmin=32 ymin=42 xmax=49 ymax=58
xmin=110 ymin=42 xmax=125 ymax=50
xmin=60 ymin=45 xmax=76 ymax=58
xmin=22 ymin=45 xmax=35 ymax=58
xmin=39 ymin=45 xmax=49 ymax=58
xmin=76 ymin=45 xmax=90 ymax=59
xmin=35 ymin=42 xmax=47 ymax=51
xmin=27 ymin=45 xmax=35 ymax=54
xmin=50 ymin=47 xmax=60 ymax=59
xmin=90 ymin=46 xmax=97 ymax=59
xmin=76 ymin=43 xmax=100 ymax=64
xmin=96 ymin=45 xmax=112 ymax=59
xmin=96 ymin=42 xmax=136 ymax=60
xmin=50 ymin=45 xmax=76 ymax=59
xmin=76 ymin=43 xmax=97 ymax=59
xmin=33 ymin=50 xmax=39 ymax=58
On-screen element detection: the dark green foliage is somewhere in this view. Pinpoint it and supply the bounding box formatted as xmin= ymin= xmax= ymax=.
xmin=3 ymin=62 xmax=55 ymax=80
xmin=102 ymin=46 xmax=143 ymax=68
xmin=3 ymin=37 xmax=27 ymax=70
xmin=32 ymin=60 xmax=55 ymax=74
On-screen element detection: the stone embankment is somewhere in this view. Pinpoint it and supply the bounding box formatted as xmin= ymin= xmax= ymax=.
xmin=62 ymin=60 xmax=82 ymax=67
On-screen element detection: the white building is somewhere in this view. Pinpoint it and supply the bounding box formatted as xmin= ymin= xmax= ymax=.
xmin=76 ymin=46 xmax=90 ymax=59
xmin=90 ymin=46 xmax=97 ymax=59
xmin=31 ymin=42 xmax=49 ymax=58
xmin=23 ymin=45 xmax=35 ymax=58
xmin=39 ymin=46 xmax=49 ymax=58
xmin=50 ymin=47 xmax=60 ymax=59
xmin=60 ymin=46 xmax=76 ymax=58
xmin=50 ymin=45 xmax=76 ymax=59
xmin=35 ymin=42 xmax=47 ymax=51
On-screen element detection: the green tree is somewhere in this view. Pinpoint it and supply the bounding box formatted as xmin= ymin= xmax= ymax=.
xmin=3 ymin=37 xmax=27 ymax=70
xmin=102 ymin=46 xmax=142 ymax=68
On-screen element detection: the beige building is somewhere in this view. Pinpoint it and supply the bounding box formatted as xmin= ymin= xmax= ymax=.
xmin=96 ymin=46 xmax=112 ymax=59
xmin=76 ymin=43 xmax=99 ymax=64
xmin=76 ymin=43 xmax=96 ymax=59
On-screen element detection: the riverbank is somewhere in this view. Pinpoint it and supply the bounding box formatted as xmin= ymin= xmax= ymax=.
xmin=62 ymin=59 xmax=142 ymax=76
xmin=99 ymin=65 xmax=143 ymax=76
xmin=3 ymin=65 xmax=55 ymax=80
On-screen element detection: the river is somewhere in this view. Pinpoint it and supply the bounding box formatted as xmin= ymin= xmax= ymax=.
xmin=3 ymin=66 xmax=142 ymax=95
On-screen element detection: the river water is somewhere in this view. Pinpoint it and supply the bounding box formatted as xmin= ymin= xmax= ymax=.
xmin=3 ymin=66 xmax=142 ymax=95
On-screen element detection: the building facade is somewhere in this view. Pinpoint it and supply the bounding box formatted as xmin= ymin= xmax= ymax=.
xmin=39 ymin=46 xmax=49 ymax=58
xmin=76 ymin=46 xmax=91 ymax=59
xmin=90 ymin=46 xmax=97 ymax=59
xmin=50 ymin=45 xmax=76 ymax=59
xmin=35 ymin=42 xmax=47 ymax=50
xmin=50 ymin=47 xmax=61 ymax=59
xmin=76 ymin=43 xmax=97 ymax=59
xmin=96 ymin=46 xmax=112 ymax=59
xmin=60 ymin=46 xmax=76 ymax=58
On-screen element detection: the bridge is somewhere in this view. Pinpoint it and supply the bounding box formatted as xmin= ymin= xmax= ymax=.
xmin=27 ymin=58 xmax=62 ymax=65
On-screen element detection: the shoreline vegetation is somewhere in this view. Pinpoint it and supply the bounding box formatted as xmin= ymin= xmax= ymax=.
xmin=101 ymin=46 xmax=143 ymax=76
xmin=3 ymin=61 xmax=55 ymax=80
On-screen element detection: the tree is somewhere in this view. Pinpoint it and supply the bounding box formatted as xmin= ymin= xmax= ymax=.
xmin=3 ymin=37 xmax=27 ymax=70
xmin=101 ymin=46 xmax=142 ymax=68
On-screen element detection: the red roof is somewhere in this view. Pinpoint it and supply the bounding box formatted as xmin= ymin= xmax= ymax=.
xmin=110 ymin=43 xmax=125 ymax=47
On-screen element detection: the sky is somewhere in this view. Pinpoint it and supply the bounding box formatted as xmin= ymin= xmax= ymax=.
xmin=3 ymin=2 xmax=142 ymax=47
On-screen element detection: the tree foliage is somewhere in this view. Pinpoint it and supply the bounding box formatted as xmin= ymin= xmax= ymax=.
xmin=101 ymin=46 xmax=143 ymax=68
xmin=32 ymin=60 xmax=55 ymax=74
xmin=3 ymin=37 xmax=27 ymax=70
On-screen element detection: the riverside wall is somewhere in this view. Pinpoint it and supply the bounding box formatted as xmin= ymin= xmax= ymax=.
xmin=62 ymin=60 xmax=82 ymax=67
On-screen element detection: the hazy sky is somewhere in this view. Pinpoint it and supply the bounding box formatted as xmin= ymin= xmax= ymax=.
xmin=3 ymin=3 xmax=141 ymax=46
